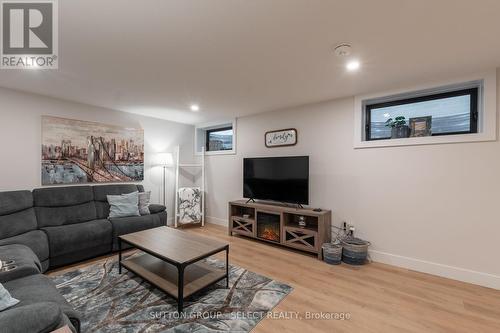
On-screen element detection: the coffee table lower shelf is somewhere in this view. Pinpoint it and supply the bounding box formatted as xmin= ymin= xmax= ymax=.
xmin=120 ymin=252 xmax=228 ymax=312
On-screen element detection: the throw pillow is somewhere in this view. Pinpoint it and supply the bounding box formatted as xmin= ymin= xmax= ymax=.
xmin=138 ymin=191 xmax=151 ymax=215
xmin=0 ymin=283 xmax=19 ymax=311
xmin=107 ymin=191 xmax=140 ymax=218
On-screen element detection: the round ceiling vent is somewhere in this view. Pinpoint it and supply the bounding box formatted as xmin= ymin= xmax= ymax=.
xmin=334 ymin=43 xmax=352 ymax=57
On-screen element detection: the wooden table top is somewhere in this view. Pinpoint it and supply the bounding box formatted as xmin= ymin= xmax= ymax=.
xmin=119 ymin=226 xmax=228 ymax=264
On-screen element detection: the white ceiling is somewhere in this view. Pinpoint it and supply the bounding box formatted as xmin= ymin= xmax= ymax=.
xmin=2 ymin=0 xmax=500 ymax=124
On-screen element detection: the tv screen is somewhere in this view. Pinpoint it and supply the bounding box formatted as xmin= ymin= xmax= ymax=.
xmin=243 ymin=156 xmax=309 ymax=205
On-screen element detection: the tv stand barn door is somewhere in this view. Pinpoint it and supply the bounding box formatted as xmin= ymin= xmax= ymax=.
xmin=228 ymin=200 xmax=331 ymax=260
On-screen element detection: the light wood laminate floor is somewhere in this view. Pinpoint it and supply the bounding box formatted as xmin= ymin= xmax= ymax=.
xmin=49 ymin=223 xmax=500 ymax=333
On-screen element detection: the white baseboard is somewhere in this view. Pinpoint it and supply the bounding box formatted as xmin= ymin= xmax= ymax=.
xmin=206 ymin=216 xmax=227 ymax=227
xmin=166 ymin=217 xmax=174 ymax=226
xmin=205 ymin=216 xmax=500 ymax=290
xmin=369 ymin=250 xmax=500 ymax=290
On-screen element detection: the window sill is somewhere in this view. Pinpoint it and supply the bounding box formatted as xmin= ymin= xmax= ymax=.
xmin=354 ymin=132 xmax=496 ymax=149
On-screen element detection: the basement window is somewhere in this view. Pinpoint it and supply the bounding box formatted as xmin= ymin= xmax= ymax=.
xmin=365 ymin=86 xmax=479 ymax=141
xmin=206 ymin=126 xmax=233 ymax=152
xmin=195 ymin=120 xmax=236 ymax=155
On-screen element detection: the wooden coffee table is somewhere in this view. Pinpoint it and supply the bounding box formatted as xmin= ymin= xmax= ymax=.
xmin=118 ymin=226 xmax=229 ymax=312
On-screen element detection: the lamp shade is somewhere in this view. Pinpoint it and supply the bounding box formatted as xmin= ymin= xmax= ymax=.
xmin=155 ymin=152 xmax=174 ymax=166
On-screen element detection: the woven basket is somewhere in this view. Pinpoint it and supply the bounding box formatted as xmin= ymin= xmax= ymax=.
xmin=322 ymin=243 xmax=343 ymax=265
xmin=341 ymin=237 xmax=370 ymax=265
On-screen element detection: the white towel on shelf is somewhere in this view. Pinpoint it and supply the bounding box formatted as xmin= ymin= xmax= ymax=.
xmin=178 ymin=187 xmax=202 ymax=224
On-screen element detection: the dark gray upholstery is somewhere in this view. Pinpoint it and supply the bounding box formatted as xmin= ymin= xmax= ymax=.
xmin=0 ymin=191 xmax=37 ymax=240
xmin=0 ymin=208 xmax=38 ymax=240
xmin=0 ymin=302 xmax=74 ymax=333
xmin=93 ymin=184 xmax=144 ymax=219
xmin=34 ymin=186 xmax=97 ymax=227
xmin=110 ymin=211 xmax=167 ymax=250
xmin=149 ymin=204 xmax=166 ymax=214
xmin=0 ymin=230 xmax=50 ymax=267
xmin=35 ymin=201 xmax=97 ymax=228
xmin=33 ymin=186 xmax=94 ymax=207
xmin=0 ymin=190 xmax=33 ymax=215
xmin=0 ymin=244 xmax=41 ymax=283
xmin=0 ymin=184 xmax=166 ymax=333
xmin=4 ymin=274 xmax=80 ymax=332
xmin=42 ymin=219 xmax=112 ymax=267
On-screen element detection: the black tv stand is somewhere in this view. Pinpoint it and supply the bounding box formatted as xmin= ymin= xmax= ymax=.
xmin=245 ymin=198 xmax=256 ymax=203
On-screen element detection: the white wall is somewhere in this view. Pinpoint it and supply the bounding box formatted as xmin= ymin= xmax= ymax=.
xmin=205 ymin=69 xmax=500 ymax=289
xmin=0 ymin=87 xmax=194 ymax=223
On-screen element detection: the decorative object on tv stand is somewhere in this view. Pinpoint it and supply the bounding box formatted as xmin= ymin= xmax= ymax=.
xmin=409 ymin=116 xmax=432 ymax=137
xmin=155 ymin=152 xmax=174 ymax=207
xmin=298 ymin=215 xmax=306 ymax=228
xmin=385 ymin=116 xmax=410 ymax=139
xmin=265 ymin=128 xmax=297 ymax=147
xmin=41 ymin=116 xmax=145 ymax=185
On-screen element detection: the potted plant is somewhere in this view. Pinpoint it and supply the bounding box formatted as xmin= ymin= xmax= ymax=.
xmin=385 ymin=116 xmax=410 ymax=139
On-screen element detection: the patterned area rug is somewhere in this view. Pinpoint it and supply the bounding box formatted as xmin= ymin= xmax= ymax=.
xmin=50 ymin=254 xmax=292 ymax=332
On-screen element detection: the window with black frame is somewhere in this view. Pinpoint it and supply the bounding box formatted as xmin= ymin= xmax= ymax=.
xmin=206 ymin=126 xmax=233 ymax=151
xmin=365 ymin=87 xmax=479 ymax=141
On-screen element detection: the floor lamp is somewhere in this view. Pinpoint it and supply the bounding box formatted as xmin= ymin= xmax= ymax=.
xmin=156 ymin=152 xmax=173 ymax=206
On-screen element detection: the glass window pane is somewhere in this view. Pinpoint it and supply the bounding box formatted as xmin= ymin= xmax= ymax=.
xmin=369 ymin=94 xmax=472 ymax=140
xmin=208 ymin=128 xmax=233 ymax=151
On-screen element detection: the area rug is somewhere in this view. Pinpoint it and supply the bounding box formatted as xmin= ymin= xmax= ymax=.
xmin=50 ymin=255 xmax=292 ymax=332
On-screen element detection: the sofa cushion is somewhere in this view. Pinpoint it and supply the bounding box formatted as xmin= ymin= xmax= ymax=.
xmin=138 ymin=191 xmax=151 ymax=215
xmin=4 ymin=274 xmax=80 ymax=331
xmin=93 ymin=184 xmax=144 ymax=219
xmin=0 ymin=230 xmax=50 ymax=263
xmin=33 ymin=186 xmax=93 ymax=207
xmin=110 ymin=211 xmax=167 ymax=251
xmin=0 ymin=302 xmax=67 ymax=333
xmin=0 ymin=282 xmax=19 ymax=311
xmin=42 ymin=219 xmax=112 ymax=258
xmin=0 ymin=190 xmax=33 ymax=215
xmin=33 ymin=186 xmax=96 ymax=227
xmin=107 ymin=191 xmax=140 ymax=218
xmin=0 ymin=244 xmax=41 ymax=283
xmin=0 ymin=191 xmax=37 ymax=239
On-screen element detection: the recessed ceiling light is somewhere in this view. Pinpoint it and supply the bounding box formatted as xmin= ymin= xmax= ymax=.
xmin=190 ymin=104 xmax=200 ymax=112
xmin=346 ymin=60 xmax=360 ymax=71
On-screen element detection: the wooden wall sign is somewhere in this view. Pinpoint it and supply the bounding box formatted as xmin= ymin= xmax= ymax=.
xmin=265 ymin=128 xmax=297 ymax=147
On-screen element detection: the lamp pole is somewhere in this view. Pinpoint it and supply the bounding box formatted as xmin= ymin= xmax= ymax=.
xmin=163 ymin=165 xmax=167 ymax=207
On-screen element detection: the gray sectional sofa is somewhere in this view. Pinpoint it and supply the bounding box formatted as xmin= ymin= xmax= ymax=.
xmin=0 ymin=184 xmax=167 ymax=332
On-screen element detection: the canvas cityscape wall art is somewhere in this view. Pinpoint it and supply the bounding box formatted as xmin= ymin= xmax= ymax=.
xmin=41 ymin=116 xmax=144 ymax=185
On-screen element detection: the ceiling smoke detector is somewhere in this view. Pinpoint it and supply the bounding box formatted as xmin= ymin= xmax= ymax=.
xmin=334 ymin=43 xmax=352 ymax=57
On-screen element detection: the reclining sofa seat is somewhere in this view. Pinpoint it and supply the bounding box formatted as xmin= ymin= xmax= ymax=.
xmin=0 ymin=190 xmax=50 ymax=271
xmin=93 ymin=184 xmax=167 ymax=251
xmin=33 ymin=186 xmax=112 ymax=268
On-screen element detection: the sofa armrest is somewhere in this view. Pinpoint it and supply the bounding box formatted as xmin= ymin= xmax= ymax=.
xmin=0 ymin=302 xmax=64 ymax=333
xmin=149 ymin=204 xmax=166 ymax=214
xmin=0 ymin=244 xmax=41 ymax=283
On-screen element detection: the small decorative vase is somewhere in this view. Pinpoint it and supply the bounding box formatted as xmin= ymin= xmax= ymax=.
xmin=298 ymin=216 xmax=306 ymax=228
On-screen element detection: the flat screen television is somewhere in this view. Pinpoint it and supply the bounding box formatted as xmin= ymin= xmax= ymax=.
xmin=243 ymin=156 xmax=309 ymax=205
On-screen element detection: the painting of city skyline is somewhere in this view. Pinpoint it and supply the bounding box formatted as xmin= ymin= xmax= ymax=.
xmin=42 ymin=116 xmax=144 ymax=185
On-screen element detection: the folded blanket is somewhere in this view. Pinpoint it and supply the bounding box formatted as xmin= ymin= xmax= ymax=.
xmin=178 ymin=187 xmax=202 ymax=224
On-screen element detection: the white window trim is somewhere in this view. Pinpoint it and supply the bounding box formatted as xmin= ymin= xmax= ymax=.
xmin=194 ymin=119 xmax=237 ymax=155
xmin=353 ymin=70 xmax=497 ymax=149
